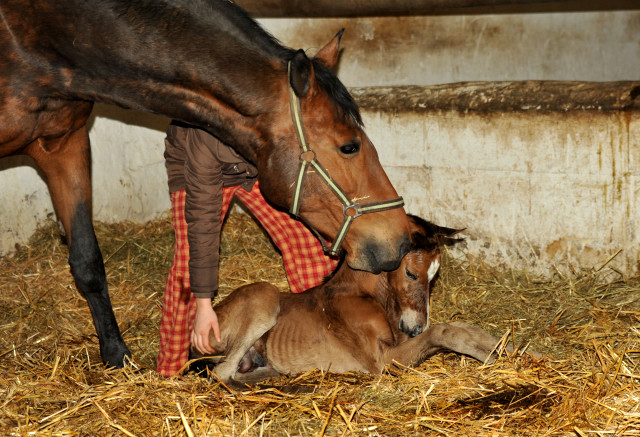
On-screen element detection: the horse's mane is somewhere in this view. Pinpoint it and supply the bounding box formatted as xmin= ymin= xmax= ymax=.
xmin=312 ymin=61 xmax=363 ymax=127
xmin=205 ymin=0 xmax=363 ymax=126
xmin=118 ymin=0 xmax=362 ymax=127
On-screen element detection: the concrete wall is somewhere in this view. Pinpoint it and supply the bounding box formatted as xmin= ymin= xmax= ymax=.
xmin=268 ymin=11 xmax=640 ymax=86
xmin=1 ymin=10 xmax=639 ymax=276
xmin=356 ymin=84 xmax=639 ymax=276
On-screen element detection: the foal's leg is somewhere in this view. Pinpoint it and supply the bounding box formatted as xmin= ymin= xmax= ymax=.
xmin=207 ymin=283 xmax=280 ymax=384
xmin=383 ymin=322 xmax=504 ymax=369
xmin=26 ymin=122 xmax=130 ymax=367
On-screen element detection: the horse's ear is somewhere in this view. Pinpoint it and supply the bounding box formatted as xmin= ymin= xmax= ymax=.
xmin=289 ymin=49 xmax=313 ymax=97
xmin=313 ymin=29 xmax=344 ymax=70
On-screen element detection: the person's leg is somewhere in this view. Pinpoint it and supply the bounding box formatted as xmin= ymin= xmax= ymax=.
xmin=157 ymin=190 xmax=194 ymax=376
xmin=235 ymin=182 xmax=338 ymax=293
xmin=156 ymin=187 xmax=239 ymax=376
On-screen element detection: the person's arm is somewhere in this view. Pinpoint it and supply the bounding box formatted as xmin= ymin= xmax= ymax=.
xmin=184 ymin=128 xmax=226 ymax=353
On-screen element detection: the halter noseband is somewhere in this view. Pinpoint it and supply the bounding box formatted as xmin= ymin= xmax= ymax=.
xmin=287 ymin=61 xmax=405 ymax=257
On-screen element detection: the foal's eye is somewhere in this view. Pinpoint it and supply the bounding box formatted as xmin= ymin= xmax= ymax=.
xmin=339 ymin=141 xmax=360 ymax=155
xmin=405 ymin=268 xmax=418 ymax=281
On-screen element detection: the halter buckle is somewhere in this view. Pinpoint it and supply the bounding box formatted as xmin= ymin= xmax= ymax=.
xmin=300 ymin=150 xmax=316 ymax=162
xmin=343 ymin=203 xmax=362 ymax=219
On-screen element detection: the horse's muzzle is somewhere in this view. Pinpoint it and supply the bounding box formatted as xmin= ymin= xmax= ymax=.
xmin=349 ymin=234 xmax=410 ymax=273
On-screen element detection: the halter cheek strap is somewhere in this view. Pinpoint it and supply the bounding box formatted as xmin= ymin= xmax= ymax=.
xmin=287 ymin=61 xmax=405 ymax=257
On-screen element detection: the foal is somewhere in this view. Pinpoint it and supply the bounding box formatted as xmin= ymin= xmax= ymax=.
xmin=198 ymin=216 xmax=505 ymax=384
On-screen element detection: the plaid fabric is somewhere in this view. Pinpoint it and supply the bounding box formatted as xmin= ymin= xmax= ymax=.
xmin=233 ymin=185 xmax=337 ymax=293
xmin=156 ymin=183 xmax=337 ymax=377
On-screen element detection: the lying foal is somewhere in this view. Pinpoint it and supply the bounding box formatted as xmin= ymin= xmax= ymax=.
xmin=197 ymin=216 xmax=506 ymax=384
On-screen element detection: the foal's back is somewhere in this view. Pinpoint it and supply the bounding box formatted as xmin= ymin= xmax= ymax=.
xmin=258 ymin=276 xmax=394 ymax=374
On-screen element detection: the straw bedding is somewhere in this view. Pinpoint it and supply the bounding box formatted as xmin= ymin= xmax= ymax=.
xmin=1 ymin=207 xmax=638 ymax=436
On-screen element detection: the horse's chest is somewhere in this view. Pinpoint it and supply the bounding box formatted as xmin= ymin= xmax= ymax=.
xmin=0 ymin=38 xmax=92 ymax=155
xmin=0 ymin=91 xmax=92 ymax=156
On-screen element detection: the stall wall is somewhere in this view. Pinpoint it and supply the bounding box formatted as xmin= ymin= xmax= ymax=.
xmin=358 ymin=90 xmax=639 ymax=276
xmin=267 ymin=12 xmax=640 ymax=86
xmin=1 ymin=10 xmax=639 ymax=276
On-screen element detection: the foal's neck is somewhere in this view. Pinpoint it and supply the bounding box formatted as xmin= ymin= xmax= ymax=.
xmin=328 ymin=265 xmax=392 ymax=306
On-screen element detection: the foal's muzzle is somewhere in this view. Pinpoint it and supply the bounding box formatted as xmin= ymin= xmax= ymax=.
xmin=400 ymin=320 xmax=424 ymax=338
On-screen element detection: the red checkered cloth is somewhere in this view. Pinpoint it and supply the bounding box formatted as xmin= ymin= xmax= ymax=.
xmin=156 ymin=183 xmax=338 ymax=377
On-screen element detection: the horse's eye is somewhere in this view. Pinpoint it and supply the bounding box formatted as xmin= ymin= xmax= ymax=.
xmin=405 ymin=268 xmax=418 ymax=281
xmin=339 ymin=141 xmax=360 ymax=155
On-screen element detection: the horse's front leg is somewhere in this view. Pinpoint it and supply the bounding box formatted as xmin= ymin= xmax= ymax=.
xmin=26 ymin=122 xmax=130 ymax=367
xmin=382 ymin=322 xmax=505 ymax=368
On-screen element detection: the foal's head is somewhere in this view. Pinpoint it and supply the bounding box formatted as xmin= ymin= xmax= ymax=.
xmin=387 ymin=215 xmax=463 ymax=338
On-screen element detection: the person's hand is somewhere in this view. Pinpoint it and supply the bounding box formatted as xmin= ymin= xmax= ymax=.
xmin=191 ymin=297 xmax=221 ymax=355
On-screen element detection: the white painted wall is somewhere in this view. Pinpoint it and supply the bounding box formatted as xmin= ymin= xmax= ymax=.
xmin=268 ymin=11 xmax=640 ymax=86
xmin=1 ymin=10 xmax=639 ymax=277
xmin=365 ymin=105 xmax=639 ymax=277
xmin=0 ymin=107 xmax=170 ymax=254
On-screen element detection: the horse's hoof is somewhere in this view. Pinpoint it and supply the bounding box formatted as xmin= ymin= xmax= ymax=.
xmin=101 ymin=344 xmax=132 ymax=368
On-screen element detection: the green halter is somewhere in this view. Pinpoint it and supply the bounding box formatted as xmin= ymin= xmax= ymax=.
xmin=287 ymin=61 xmax=405 ymax=257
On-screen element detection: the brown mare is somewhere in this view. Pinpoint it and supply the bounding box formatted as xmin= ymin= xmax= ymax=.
xmin=0 ymin=0 xmax=410 ymax=367
xmin=198 ymin=216 xmax=507 ymax=385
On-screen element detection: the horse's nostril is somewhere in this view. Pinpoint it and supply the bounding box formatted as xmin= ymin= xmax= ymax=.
xmin=409 ymin=326 xmax=423 ymax=338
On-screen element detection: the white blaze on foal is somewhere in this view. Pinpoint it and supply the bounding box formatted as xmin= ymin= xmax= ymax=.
xmin=425 ymin=258 xmax=440 ymax=329
xmin=428 ymin=259 xmax=440 ymax=282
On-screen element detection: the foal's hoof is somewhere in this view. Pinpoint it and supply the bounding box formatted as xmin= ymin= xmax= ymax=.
xmin=232 ymin=367 xmax=282 ymax=386
xmin=187 ymin=359 xmax=216 ymax=377
xmin=186 ymin=349 xmax=217 ymax=377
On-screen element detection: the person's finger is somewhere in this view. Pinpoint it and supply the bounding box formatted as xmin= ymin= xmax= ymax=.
xmin=211 ymin=311 xmax=221 ymax=343
xmin=190 ymin=330 xmax=201 ymax=354
xmin=191 ymin=329 xmax=213 ymax=354
xmin=198 ymin=331 xmax=215 ymax=354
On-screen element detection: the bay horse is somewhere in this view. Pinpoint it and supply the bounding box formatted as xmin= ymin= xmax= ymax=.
xmin=197 ymin=216 xmax=507 ymax=385
xmin=0 ymin=1 xmax=411 ymax=367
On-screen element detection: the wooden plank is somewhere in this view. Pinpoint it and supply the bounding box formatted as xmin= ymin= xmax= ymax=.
xmin=235 ymin=0 xmax=637 ymax=17
xmin=350 ymin=81 xmax=640 ymax=114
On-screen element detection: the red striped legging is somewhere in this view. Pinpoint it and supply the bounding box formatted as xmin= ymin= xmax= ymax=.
xmin=156 ymin=182 xmax=338 ymax=377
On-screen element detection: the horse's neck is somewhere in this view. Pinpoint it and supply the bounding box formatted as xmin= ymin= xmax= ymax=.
xmin=25 ymin=0 xmax=288 ymax=159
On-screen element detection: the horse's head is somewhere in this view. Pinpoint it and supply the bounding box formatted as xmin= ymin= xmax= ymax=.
xmin=387 ymin=215 xmax=463 ymax=338
xmin=256 ymin=30 xmax=410 ymax=274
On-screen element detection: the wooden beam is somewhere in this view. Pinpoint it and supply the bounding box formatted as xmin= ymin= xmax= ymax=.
xmin=234 ymin=0 xmax=633 ymax=17
xmin=350 ymin=81 xmax=640 ymax=114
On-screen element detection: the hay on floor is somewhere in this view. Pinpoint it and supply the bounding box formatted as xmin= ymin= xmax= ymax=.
xmin=0 ymin=208 xmax=638 ymax=436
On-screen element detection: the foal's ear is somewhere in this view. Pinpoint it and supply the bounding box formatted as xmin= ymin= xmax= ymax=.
xmin=313 ymin=28 xmax=344 ymax=70
xmin=289 ymin=49 xmax=313 ymax=97
xmin=408 ymin=214 xmax=465 ymax=239
xmin=433 ymin=224 xmax=465 ymax=239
